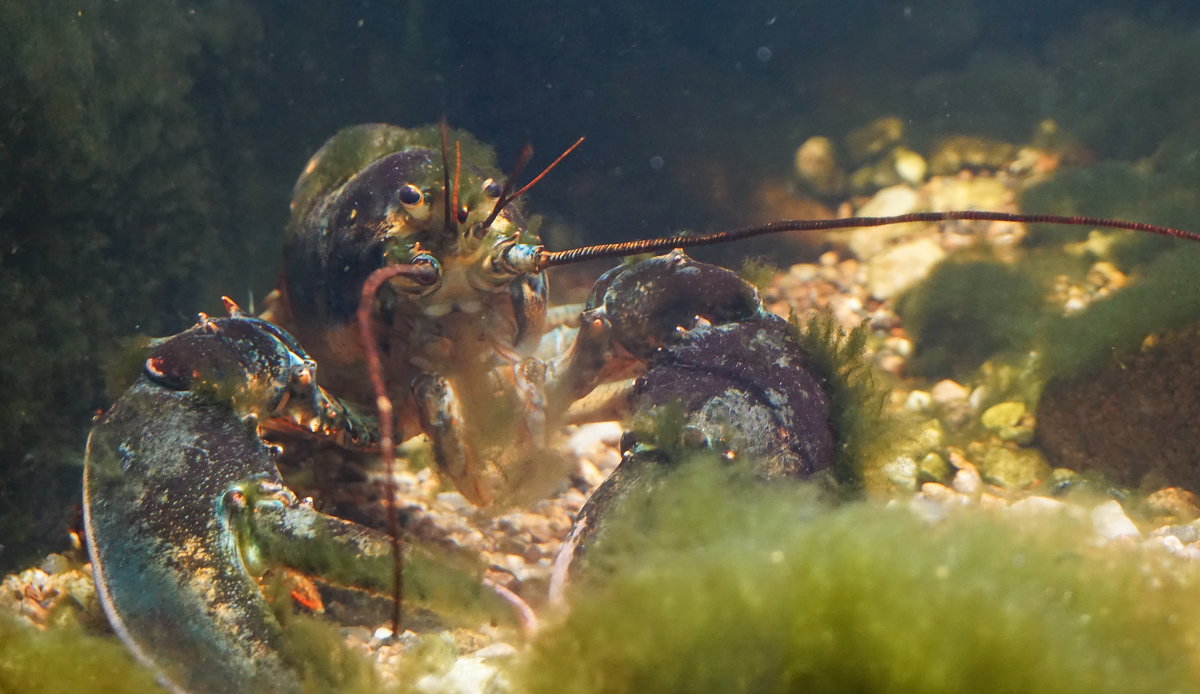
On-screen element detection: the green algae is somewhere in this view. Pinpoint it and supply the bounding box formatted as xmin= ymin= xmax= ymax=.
xmin=513 ymin=460 xmax=1200 ymax=694
xmin=0 ymin=0 xmax=265 ymax=573
xmin=0 ymin=612 xmax=164 ymax=694
xmin=897 ymin=259 xmax=1045 ymax=379
xmin=1035 ymin=246 xmax=1200 ymax=381
xmin=789 ymin=314 xmax=905 ymax=494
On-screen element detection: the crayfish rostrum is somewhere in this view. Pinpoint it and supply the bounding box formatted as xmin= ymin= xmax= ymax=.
xmin=82 ymin=122 xmax=1200 ymax=693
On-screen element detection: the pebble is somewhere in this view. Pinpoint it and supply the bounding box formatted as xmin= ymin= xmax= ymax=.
xmin=884 ymin=456 xmax=919 ymax=491
xmin=1091 ymin=500 xmax=1141 ymax=540
xmin=951 ymin=461 xmax=983 ymax=496
xmin=904 ymin=390 xmax=933 ymax=412
xmin=563 ymin=421 xmax=623 ymax=459
xmin=414 ymin=655 xmax=503 ymax=694
xmin=842 ymin=185 xmax=924 ymax=259
xmin=918 ymin=452 xmax=952 ymax=484
xmin=981 ymin=446 xmax=1049 ymax=491
xmin=866 ymin=237 xmax=946 ymax=300
xmin=435 ymin=492 xmax=474 ymax=513
xmin=980 ymin=402 xmax=1026 ymax=431
xmin=1145 ymin=487 xmax=1200 ymax=522
xmin=1008 ymin=496 xmax=1068 ymax=516
xmin=930 ymin=379 xmax=969 ymax=405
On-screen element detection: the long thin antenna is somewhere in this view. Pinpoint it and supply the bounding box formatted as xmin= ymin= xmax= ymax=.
xmin=439 ymin=119 xmax=454 ymax=236
xmin=355 ymin=261 xmax=439 ymax=634
xmin=534 ymin=211 xmax=1200 ymax=270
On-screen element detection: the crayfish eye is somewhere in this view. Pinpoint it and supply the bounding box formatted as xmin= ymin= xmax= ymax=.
xmin=456 ymin=207 xmax=469 ymax=224
xmin=481 ymin=178 xmax=503 ymax=199
xmin=397 ymin=184 xmax=424 ymax=208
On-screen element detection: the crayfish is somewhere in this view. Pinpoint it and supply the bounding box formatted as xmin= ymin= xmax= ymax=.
xmin=82 ymin=122 xmax=1200 ymax=693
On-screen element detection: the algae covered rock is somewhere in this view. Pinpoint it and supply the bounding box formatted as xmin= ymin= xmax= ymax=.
xmin=897 ymin=259 xmax=1044 ymax=379
xmin=515 ymin=460 xmax=1200 ymax=694
xmin=1037 ymin=323 xmax=1200 ymax=493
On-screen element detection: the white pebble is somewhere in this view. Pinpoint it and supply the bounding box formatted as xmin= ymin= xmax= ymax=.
xmin=1091 ymin=500 xmax=1141 ymax=540
xmin=904 ymin=390 xmax=933 ymax=412
xmin=930 ymin=379 xmax=969 ymax=405
xmin=951 ymin=463 xmax=982 ymax=496
xmin=1009 ymin=496 xmax=1068 ymax=516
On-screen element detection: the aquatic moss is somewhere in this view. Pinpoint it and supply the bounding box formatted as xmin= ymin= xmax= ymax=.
xmin=789 ymin=314 xmax=904 ymax=494
xmin=0 ymin=612 xmax=164 ymax=694
xmin=514 ymin=460 xmax=1200 ymax=693
xmin=1036 ymin=245 xmax=1200 ymax=380
xmin=897 ymin=259 xmax=1045 ymax=379
xmin=275 ymin=613 xmax=385 ymax=694
xmin=0 ymin=0 xmax=264 ymax=572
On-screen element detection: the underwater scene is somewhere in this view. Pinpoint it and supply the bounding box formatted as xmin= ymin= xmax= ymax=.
xmin=4 ymin=0 xmax=1200 ymax=691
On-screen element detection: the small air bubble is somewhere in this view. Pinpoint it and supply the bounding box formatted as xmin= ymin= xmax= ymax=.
xmin=756 ymin=46 xmax=772 ymax=62
xmin=649 ymin=155 xmax=664 ymax=170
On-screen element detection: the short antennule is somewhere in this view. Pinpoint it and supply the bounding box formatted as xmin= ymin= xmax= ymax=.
xmin=478 ymin=137 xmax=585 ymax=234
xmin=439 ymin=119 xmax=454 ymax=236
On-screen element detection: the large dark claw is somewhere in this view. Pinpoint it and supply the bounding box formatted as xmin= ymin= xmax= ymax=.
xmin=550 ymin=255 xmax=836 ymax=598
xmin=84 ymin=311 xmax=499 ymax=693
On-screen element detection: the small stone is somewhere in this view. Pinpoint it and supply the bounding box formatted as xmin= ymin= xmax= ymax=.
xmin=866 ymin=237 xmax=947 ymax=300
xmin=997 ymin=424 xmax=1034 ymax=445
xmin=884 ymin=456 xmax=919 ymax=491
xmin=981 ymin=401 xmax=1026 ymax=431
xmin=1147 ymin=534 xmax=1186 ymax=554
xmin=845 ymin=116 xmax=904 ymax=163
xmin=919 ymin=482 xmax=955 ymax=503
xmin=841 ymin=185 xmax=924 ymax=259
xmin=904 ymin=390 xmax=933 ymax=412
xmin=930 ymin=380 xmax=968 ymax=405
xmin=1009 ymin=496 xmax=1068 ymax=516
xmin=1145 ymin=487 xmax=1200 ymax=522
xmin=435 ymin=492 xmax=473 ymax=513
xmin=967 ymin=385 xmax=989 ymax=413
xmin=913 ymin=419 xmax=944 ymax=450
xmin=1091 ymin=500 xmax=1141 ymax=540
xmin=414 ymin=656 xmax=503 ymax=694
xmin=793 ymin=136 xmax=847 ymax=196
xmin=474 ymin=642 xmax=517 ymax=659
xmin=978 ymin=493 xmax=1007 ymax=511
xmin=564 ymin=421 xmax=623 ymax=458
xmin=876 ymin=353 xmax=905 ymax=376
xmin=892 ymin=147 xmax=928 ymax=185
xmin=372 ymin=626 xmax=394 ymax=642
xmin=951 ymin=461 xmax=983 ymax=496
xmin=918 ymin=452 xmax=952 ymax=484
xmin=1152 ymin=522 xmax=1200 ymax=544
xmin=883 ymin=336 xmax=912 ymax=357
xmin=981 ymin=446 xmax=1050 ymax=490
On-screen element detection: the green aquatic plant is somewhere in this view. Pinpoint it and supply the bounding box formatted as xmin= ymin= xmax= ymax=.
xmin=897 ymin=259 xmax=1045 ymax=379
xmin=0 ymin=0 xmax=264 ymax=572
xmin=789 ymin=313 xmax=904 ymax=493
xmin=0 ymin=612 xmax=164 ymax=694
xmin=514 ymin=459 xmax=1200 ymax=693
xmin=1036 ymin=245 xmax=1200 ymax=381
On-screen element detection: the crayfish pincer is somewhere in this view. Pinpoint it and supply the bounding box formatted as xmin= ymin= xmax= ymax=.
xmin=83 ymin=302 xmax=505 ymax=694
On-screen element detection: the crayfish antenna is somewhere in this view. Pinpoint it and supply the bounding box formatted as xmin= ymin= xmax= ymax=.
xmin=439 ymin=118 xmax=455 ymax=238
xmin=534 ymin=212 xmax=1200 ymax=270
xmin=354 ymin=260 xmax=441 ymax=635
